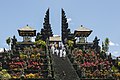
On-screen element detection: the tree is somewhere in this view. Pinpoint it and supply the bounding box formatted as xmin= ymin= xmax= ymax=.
xmin=34 ymin=40 xmax=46 ymax=49
xmin=67 ymin=40 xmax=74 ymax=54
xmin=35 ymin=32 xmax=42 ymax=41
xmin=104 ymin=38 xmax=109 ymax=52
xmin=102 ymin=41 xmax=105 ymax=51
xmin=6 ymin=37 xmax=11 ymax=49
xmin=67 ymin=40 xmax=74 ymax=48
xmin=93 ymin=36 xmax=100 ymax=53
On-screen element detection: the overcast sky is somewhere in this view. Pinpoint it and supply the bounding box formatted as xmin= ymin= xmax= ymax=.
xmin=0 ymin=0 xmax=120 ymax=56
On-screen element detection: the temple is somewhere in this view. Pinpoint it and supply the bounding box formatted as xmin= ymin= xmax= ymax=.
xmin=0 ymin=8 xmax=118 ymax=80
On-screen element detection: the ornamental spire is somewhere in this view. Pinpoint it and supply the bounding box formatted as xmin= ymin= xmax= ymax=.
xmin=61 ymin=8 xmax=71 ymax=44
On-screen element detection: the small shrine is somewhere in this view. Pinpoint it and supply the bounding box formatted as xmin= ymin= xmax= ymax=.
xmin=18 ymin=25 xmax=36 ymax=42
xmin=74 ymin=25 xmax=92 ymax=43
xmin=15 ymin=25 xmax=36 ymax=50
xmin=74 ymin=25 xmax=93 ymax=49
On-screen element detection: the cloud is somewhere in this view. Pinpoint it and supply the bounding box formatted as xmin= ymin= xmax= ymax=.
xmin=109 ymin=41 xmax=119 ymax=46
xmin=67 ymin=18 xmax=72 ymax=23
xmin=0 ymin=48 xmax=4 ymax=52
xmin=111 ymin=51 xmax=119 ymax=57
xmin=109 ymin=41 xmax=115 ymax=46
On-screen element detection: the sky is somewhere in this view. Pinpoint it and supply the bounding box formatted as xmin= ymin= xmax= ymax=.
xmin=0 ymin=0 xmax=120 ymax=56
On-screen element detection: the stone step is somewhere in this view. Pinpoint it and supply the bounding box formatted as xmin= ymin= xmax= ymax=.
xmin=52 ymin=54 xmax=80 ymax=80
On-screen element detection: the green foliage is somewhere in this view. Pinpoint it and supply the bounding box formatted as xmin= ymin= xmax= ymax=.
xmin=105 ymin=38 xmax=109 ymax=46
xmin=1 ymin=69 xmax=11 ymax=79
xmin=102 ymin=38 xmax=109 ymax=52
xmin=102 ymin=42 xmax=104 ymax=51
xmin=112 ymin=65 xmax=118 ymax=72
xmin=35 ymin=33 xmax=42 ymax=41
xmin=67 ymin=40 xmax=74 ymax=48
xmin=118 ymin=62 xmax=120 ymax=66
xmin=34 ymin=40 xmax=46 ymax=48
xmin=6 ymin=37 xmax=11 ymax=46
xmin=104 ymin=38 xmax=109 ymax=52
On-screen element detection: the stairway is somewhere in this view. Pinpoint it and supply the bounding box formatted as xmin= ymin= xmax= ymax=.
xmin=52 ymin=54 xmax=80 ymax=80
